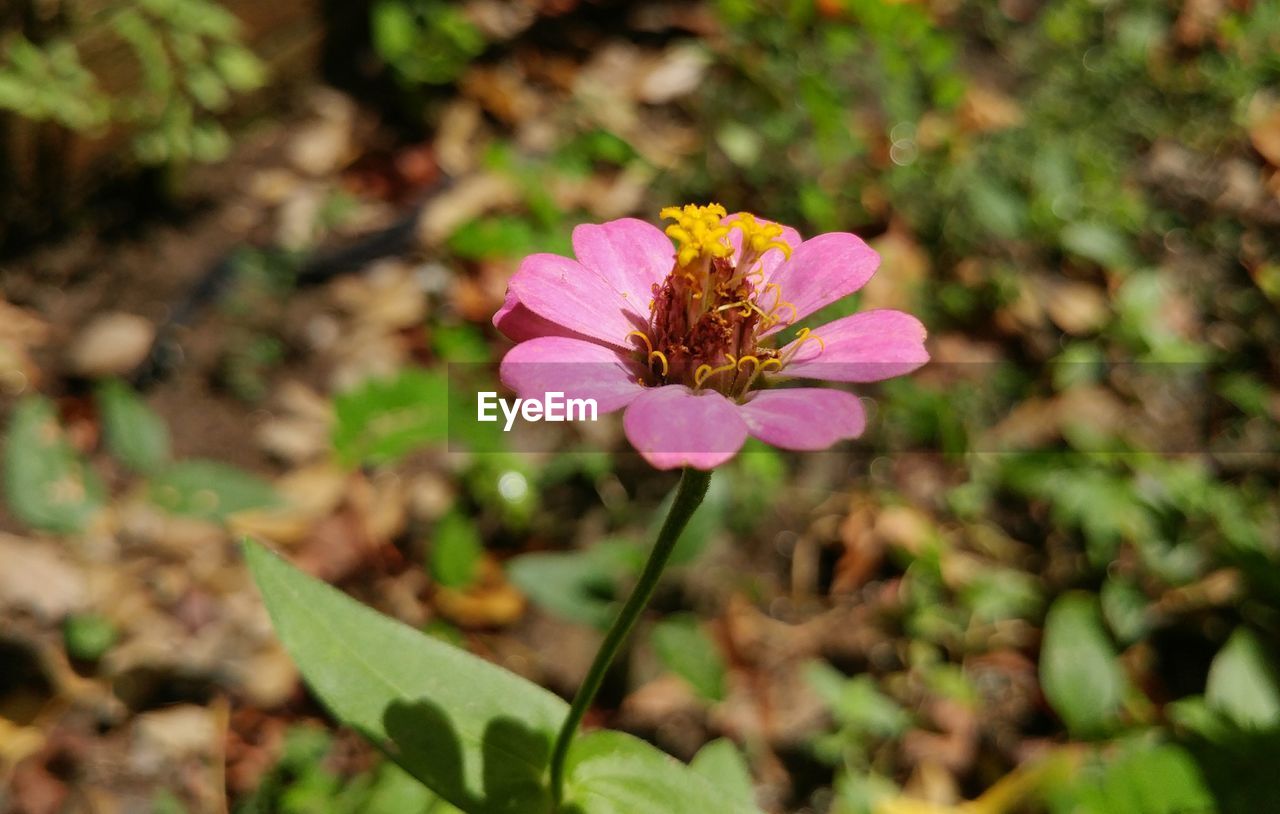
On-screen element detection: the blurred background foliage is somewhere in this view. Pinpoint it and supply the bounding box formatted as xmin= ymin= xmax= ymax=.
xmin=2 ymin=0 xmax=1279 ymax=812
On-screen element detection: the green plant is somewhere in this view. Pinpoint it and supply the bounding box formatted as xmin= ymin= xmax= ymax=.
xmin=0 ymin=0 xmax=267 ymax=164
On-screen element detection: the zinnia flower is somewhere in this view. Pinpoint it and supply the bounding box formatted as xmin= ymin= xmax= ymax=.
xmin=494 ymin=204 xmax=929 ymax=469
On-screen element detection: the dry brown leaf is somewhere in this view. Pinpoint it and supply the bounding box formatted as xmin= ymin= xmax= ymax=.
xmin=462 ymin=64 xmax=542 ymax=125
xmin=958 ymin=84 xmax=1024 ymax=134
xmin=1175 ymin=0 xmax=1228 ymax=48
xmin=864 ymin=225 xmax=931 ymax=311
xmin=874 ymin=506 xmax=937 ymax=556
xmin=434 ymin=558 xmax=525 ymax=628
xmin=65 ymin=312 xmax=154 ymax=378
xmin=637 ymin=45 xmax=711 ymax=104
xmin=434 ymin=100 xmax=486 ymax=177
xmin=1249 ymin=102 xmax=1280 ymax=169
xmin=418 ymin=172 xmax=521 ymax=246
xmin=1042 ymin=278 xmax=1109 ymax=336
xmin=0 ymin=534 xmax=89 ymax=622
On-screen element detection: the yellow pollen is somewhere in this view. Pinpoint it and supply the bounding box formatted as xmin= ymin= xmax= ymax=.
xmin=661 ymin=203 xmax=732 ymax=267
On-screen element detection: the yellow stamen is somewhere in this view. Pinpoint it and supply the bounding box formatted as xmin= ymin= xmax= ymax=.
xmin=626 ymin=330 xmax=654 ymax=355
xmin=648 ymin=350 xmax=669 ymax=377
xmin=727 ymin=212 xmax=793 ymax=260
xmin=694 ymin=355 xmax=739 ymax=388
xmin=662 ymin=203 xmax=732 ymax=267
xmin=769 ymin=300 xmax=798 ymax=325
xmin=779 ymin=327 xmax=825 ymax=367
xmin=792 ymin=326 xmax=825 ymax=353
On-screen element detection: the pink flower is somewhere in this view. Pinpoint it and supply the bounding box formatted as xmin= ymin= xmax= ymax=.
xmin=493 ymin=204 xmax=929 ymax=470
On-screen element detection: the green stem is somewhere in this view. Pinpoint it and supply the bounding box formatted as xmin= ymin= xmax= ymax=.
xmin=549 ymin=467 xmax=713 ymax=808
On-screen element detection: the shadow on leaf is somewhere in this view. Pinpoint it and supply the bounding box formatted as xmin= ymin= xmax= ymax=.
xmin=382 ymin=697 xmax=568 ymax=814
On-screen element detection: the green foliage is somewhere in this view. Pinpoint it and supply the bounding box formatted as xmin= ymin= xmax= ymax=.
xmin=63 ymin=613 xmax=118 ymax=661
xmin=372 ymin=0 xmax=485 ymax=86
xmin=0 ymin=36 xmax=110 ymax=128
xmin=0 ymin=0 xmax=267 ymax=165
xmin=447 ymin=215 xmax=572 ymax=261
xmin=651 ymin=614 xmax=727 ymax=701
xmin=808 ymin=661 xmax=912 ymax=765
xmin=1048 ymin=739 xmax=1214 ymax=814
xmin=148 ymin=459 xmax=278 ymax=522
xmin=1039 ymin=593 xmax=1129 ymax=738
xmin=236 ymin=724 xmax=455 ymax=814
xmin=243 ymin=540 xmax=761 ymax=814
xmin=507 ymin=540 xmax=643 ymax=629
xmin=1205 ymin=629 xmax=1280 ymax=730
xmin=2 ymin=396 xmax=105 ymax=533
xmin=332 ymin=369 xmax=449 ymax=468
xmin=688 ymin=739 xmax=755 ymax=809
xmin=97 ymin=379 xmax=172 ymax=475
xmin=429 ymin=511 xmax=484 ymax=589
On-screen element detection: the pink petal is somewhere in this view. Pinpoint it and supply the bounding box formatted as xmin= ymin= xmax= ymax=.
xmin=499 ymin=337 xmax=645 ymax=413
xmin=572 ymin=218 xmax=674 ymax=314
xmin=623 ymin=386 xmax=748 ymax=470
xmin=722 ymin=213 xmax=802 ymax=281
xmin=781 ymin=309 xmax=929 ymax=382
xmin=493 ymin=289 xmax=586 ymax=343
xmin=739 ymin=388 xmax=866 ymax=450
xmin=761 ymin=232 xmax=880 ymax=336
xmin=508 ymin=253 xmax=646 ymax=350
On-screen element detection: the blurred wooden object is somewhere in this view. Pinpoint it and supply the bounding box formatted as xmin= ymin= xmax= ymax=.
xmin=0 ymin=0 xmax=325 ymax=244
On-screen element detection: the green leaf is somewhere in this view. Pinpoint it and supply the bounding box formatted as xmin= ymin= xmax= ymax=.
xmin=213 ymin=45 xmax=267 ymax=92
xmin=371 ymin=0 xmax=416 ymax=60
xmin=149 ymin=460 xmax=277 ymax=522
xmin=332 ymin=370 xmax=448 ymax=468
xmin=806 ymin=663 xmax=911 ymax=739
xmin=651 ymin=614 xmax=727 ymax=701
xmin=562 ymin=730 xmax=758 ymax=814
xmin=689 ymin=739 xmax=754 ymax=809
xmin=244 ymin=540 xmax=758 ymax=814
xmin=967 ymin=177 xmax=1026 ymax=239
xmin=97 ymin=379 xmax=171 ymax=474
xmin=1068 ymin=740 xmax=1214 ymax=814
xmin=430 ymin=512 xmax=484 ymax=588
xmin=63 ymin=613 xmax=118 ymax=661
xmin=1206 ymin=629 xmax=1280 ymax=730
xmin=961 ymin=567 xmax=1043 ymax=623
xmin=506 ymin=541 xmax=641 ymax=628
xmin=1060 ymin=222 xmax=1134 ymax=269
xmin=2 ymin=396 xmax=105 ymax=533
xmin=1039 ymin=592 xmax=1127 ymax=738
xmin=1100 ymin=578 xmax=1150 ymax=646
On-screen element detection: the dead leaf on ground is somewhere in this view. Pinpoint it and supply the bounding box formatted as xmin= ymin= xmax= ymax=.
xmin=958 ymin=84 xmax=1024 ymax=134
xmin=434 ymin=557 xmax=526 ymax=627
xmin=1041 ymin=278 xmax=1110 ymax=336
xmin=417 ymin=172 xmax=521 ymax=246
xmin=1175 ymin=0 xmax=1228 ymax=49
xmin=1248 ymin=97 xmax=1280 ymax=169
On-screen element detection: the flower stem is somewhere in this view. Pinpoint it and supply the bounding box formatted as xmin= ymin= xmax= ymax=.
xmin=548 ymin=466 xmax=713 ymax=808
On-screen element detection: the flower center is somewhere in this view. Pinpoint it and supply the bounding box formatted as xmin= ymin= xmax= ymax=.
xmin=627 ymin=204 xmax=813 ymax=399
